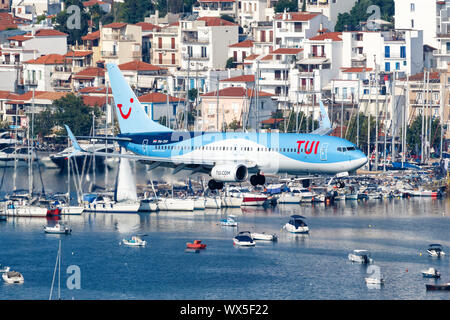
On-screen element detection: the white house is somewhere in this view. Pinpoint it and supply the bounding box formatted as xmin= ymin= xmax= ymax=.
xmin=180 ymin=17 xmax=239 ymax=70
xmin=300 ymin=0 xmax=358 ymax=30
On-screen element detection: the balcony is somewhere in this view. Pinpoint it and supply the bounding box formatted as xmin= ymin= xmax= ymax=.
xmin=182 ymin=36 xmax=209 ymax=44
xmin=186 ymin=55 xmax=209 ymax=61
xmin=101 ymin=51 xmax=118 ymax=58
xmin=102 ymin=34 xmax=134 ymax=41
xmin=153 ymin=45 xmax=177 ymax=51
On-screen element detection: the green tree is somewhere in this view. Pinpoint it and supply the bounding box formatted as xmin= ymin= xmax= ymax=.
xmin=228 ymin=119 xmax=241 ymax=131
xmin=54 ymin=0 xmax=90 ymax=45
xmin=225 ymin=57 xmax=235 ymax=69
xmin=119 ymin=0 xmax=153 ymax=24
xmin=52 ymin=94 xmax=102 ymax=136
xmin=274 ymin=0 xmax=298 ymax=13
xmin=335 ymin=0 xmax=394 ymax=32
xmin=406 ymin=116 xmax=442 ymax=157
xmin=188 ymin=88 xmax=198 ymax=102
xmin=34 ymin=107 xmax=56 ymax=138
xmin=345 ymin=112 xmax=376 ymax=152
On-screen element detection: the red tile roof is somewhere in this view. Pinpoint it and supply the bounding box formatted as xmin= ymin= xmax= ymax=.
xmin=82 ymin=30 xmax=100 ymax=41
xmin=138 ymin=92 xmax=184 ymax=104
xmin=24 ymin=54 xmax=66 ymax=65
xmin=309 ymin=32 xmax=342 ymax=41
xmin=198 ymin=17 xmax=237 ymax=27
xmin=82 ymin=95 xmax=113 ymax=107
xmin=103 ymin=22 xmax=127 ymax=29
xmin=198 ymin=0 xmax=235 ymax=2
xmin=260 ymin=54 xmax=273 ymax=61
xmin=261 ymin=118 xmax=284 ymax=125
xmin=34 ymin=29 xmax=68 ymax=37
xmin=135 ymin=22 xmax=161 ymax=31
xmin=7 ymin=34 xmax=32 ymax=41
xmin=64 ymin=50 xmax=93 ymax=58
xmin=220 ymin=75 xmax=255 ymax=82
xmin=201 ymin=87 xmax=273 ymax=98
xmin=408 ymin=71 xmax=441 ymax=81
xmin=340 ymin=67 xmax=373 ymax=73
xmin=73 ymin=67 xmax=105 ymax=79
xmin=78 ymin=86 xmax=112 ymax=94
xmin=274 ymin=12 xmax=319 ymax=22
xmin=244 ymin=54 xmax=259 ymax=60
xmin=271 ymin=48 xmax=303 ymax=54
xmin=83 ymin=0 xmax=109 ymax=7
xmin=229 ymin=39 xmax=254 ymax=48
xmin=118 ymin=60 xmax=166 ymax=71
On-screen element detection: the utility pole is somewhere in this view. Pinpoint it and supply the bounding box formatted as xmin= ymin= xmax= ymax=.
xmin=216 ymin=74 xmax=219 ymax=131
xmin=185 ymin=55 xmax=190 ymax=131
xmin=391 ymin=71 xmax=396 ymax=161
xmin=374 ymin=61 xmax=379 ymax=171
xmin=256 ymin=60 xmax=260 ymax=132
xmin=340 ymin=100 xmax=344 ymax=138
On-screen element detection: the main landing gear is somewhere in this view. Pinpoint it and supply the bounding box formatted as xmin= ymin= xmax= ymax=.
xmin=208 ymin=179 xmax=224 ymax=191
xmin=250 ymin=174 xmax=265 ymax=187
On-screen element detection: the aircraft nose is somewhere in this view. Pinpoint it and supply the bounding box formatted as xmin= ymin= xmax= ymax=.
xmin=355 ymin=151 xmax=368 ymax=168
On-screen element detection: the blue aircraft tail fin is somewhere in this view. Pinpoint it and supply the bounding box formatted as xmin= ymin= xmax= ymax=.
xmin=311 ymin=101 xmax=332 ymax=135
xmin=106 ymin=63 xmax=172 ymax=134
xmin=64 ymin=125 xmax=85 ymax=158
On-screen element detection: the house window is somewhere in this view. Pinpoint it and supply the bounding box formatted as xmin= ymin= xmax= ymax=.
xmin=411 ymin=19 xmax=414 ymax=28
xmin=384 ymin=46 xmax=390 ymax=58
xmin=400 ymin=46 xmax=406 ymax=58
xmin=410 ymin=3 xmax=415 ymax=12
xmin=446 ymin=42 xmax=450 ymax=54
xmin=201 ymin=46 xmax=207 ymax=58
xmin=187 ymin=46 xmax=193 ymax=57
xmin=385 ymin=62 xmax=390 ymax=71
xmin=396 ymin=62 xmax=400 ymax=70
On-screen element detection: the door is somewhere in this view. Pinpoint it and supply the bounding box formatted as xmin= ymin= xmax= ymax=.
xmin=320 ymin=143 xmax=328 ymax=161
xmin=142 ymin=139 xmax=148 ymax=154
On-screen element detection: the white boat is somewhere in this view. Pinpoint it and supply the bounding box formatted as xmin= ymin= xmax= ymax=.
xmin=2 ymin=201 xmax=49 ymax=217
xmin=138 ymin=198 xmax=159 ymax=211
xmin=233 ymin=231 xmax=255 ymax=247
xmin=221 ymin=195 xmax=243 ymax=207
xmin=2 ymin=271 xmax=24 ymax=284
xmin=334 ymin=193 xmax=345 ymax=201
xmin=220 ymin=215 xmax=238 ymax=227
xmin=0 ymin=215 xmax=6 ymax=221
xmin=227 ymin=188 xmax=267 ymax=206
xmin=365 ymin=276 xmax=384 ymax=285
xmin=283 ymin=215 xmax=309 ymax=234
xmin=0 ymin=265 xmax=10 ymax=273
xmin=205 ymin=196 xmax=221 ymax=209
xmin=192 ymin=197 xmax=206 ymax=210
xmin=157 ymin=197 xmax=195 ymax=211
xmin=0 ymin=146 xmax=37 ymax=165
xmin=122 ymin=236 xmax=147 ymax=247
xmin=427 ymin=244 xmax=446 ymax=257
xmin=348 ymin=250 xmax=373 ymax=264
xmin=277 ymin=191 xmax=302 ymax=204
xmin=44 ymin=223 xmax=72 ymax=234
xmin=60 ymin=205 xmax=84 ymax=215
xmin=421 ymin=267 xmax=441 ymax=279
xmin=84 ymin=196 xmax=140 ymax=213
xmin=297 ymin=188 xmax=315 ymax=203
xmin=251 ymin=232 xmax=277 ymax=241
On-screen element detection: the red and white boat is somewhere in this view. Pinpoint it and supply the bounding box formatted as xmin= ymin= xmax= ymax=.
xmin=186 ymin=240 xmax=206 ymax=249
xmin=228 ymin=188 xmax=268 ymax=206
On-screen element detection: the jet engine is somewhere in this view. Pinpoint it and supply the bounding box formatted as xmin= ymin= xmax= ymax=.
xmin=210 ymin=164 xmax=248 ymax=182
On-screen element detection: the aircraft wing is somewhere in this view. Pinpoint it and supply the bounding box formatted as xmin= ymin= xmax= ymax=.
xmin=311 ymin=101 xmax=333 ymax=136
xmin=64 ymin=125 xmax=257 ymax=169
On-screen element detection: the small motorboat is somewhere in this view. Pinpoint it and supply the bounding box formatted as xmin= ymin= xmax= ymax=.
xmin=251 ymin=232 xmax=277 ymax=241
xmin=348 ymin=250 xmax=373 ymax=264
xmin=421 ymin=267 xmax=441 ymax=279
xmin=283 ymin=215 xmax=309 ymax=234
xmin=186 ymin=240 xmax=206 ymax=250
xmin=122 ymin=236 xmax=147 ymax=247
xmin=2 ymin=271 xmax=24 ymax=284
xmin=44 ymin=223 xmax=72 ymax=234
xmin=0 ymin=215 xmax=6 ymax=221
xmin=233 ymin=231 xmax=255 ymax=247
xmin=365 ymin=276 xmax=384 ymax=285
xmin=426 ymin=283 xmax=450 ymax=291
xmin=0 ymin=265 xmax=10 ymax=273
xmin=427 ymin=244 xmax=446 ymax=257
xmin=220 ymin=215 xmax=238 ymax=227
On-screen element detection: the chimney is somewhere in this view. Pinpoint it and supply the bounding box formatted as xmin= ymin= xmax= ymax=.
xmin=155 ymin=10 xmax=159 ymax=25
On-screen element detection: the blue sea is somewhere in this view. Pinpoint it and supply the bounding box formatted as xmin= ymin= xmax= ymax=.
xmin=0 ymin=165 xmax=449 ymax=300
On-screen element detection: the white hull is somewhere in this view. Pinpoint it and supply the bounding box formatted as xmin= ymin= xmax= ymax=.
xmin=284 ymin=223 xmax=309 ymax=234
xmin=277 ymin=194 xmax=302 ymax=204
xmin=345 ymin=194 xmax=358 ymax=201
xmin=84 ymin=202 xmax=140 ymax=213
xmin=251 ymin=233 xmax=276 ymax=241
xmin=313 ymin=194 xmax=325 ymax=202
xmin=60 ymin=206 xmax=84 ymax=215
xmin=44 ymin=228 xmax=71 ymax=234
xmin=157 ymin=198 xmax=195 ymax=211
xmin=221 ymin=196 xmax=243 ymax=207
xmin=138 ymin=200 xmax=158 ymax=212
xmin=122 ymin=239 xmax=147 ymax=246
xmin=2 ymin=272 xmax=24 ymax=284
xmin=2 ymin=206 xmax=48 ymax=217
xmin=205 ymin=197 xmax=221 ymax=209
xmin=241 ymin=195 xmax=267 ymax=206
xmin=233 ymin=239 xmax=255 ymax=246
xmin=348 ymin=254 xmax=373 ymax=263
xmin=193 ymin=198 xmax=206 ymax=210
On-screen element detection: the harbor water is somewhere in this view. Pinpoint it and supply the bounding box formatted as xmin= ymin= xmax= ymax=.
xmin=0 ymin=165 xmax=449 ymax=300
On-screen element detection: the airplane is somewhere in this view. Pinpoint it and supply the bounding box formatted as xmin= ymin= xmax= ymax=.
xmin=65 ymin=63 xmax=368 ymax=190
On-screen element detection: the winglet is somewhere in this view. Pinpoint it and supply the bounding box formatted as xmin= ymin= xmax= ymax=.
xmin=311 ymin=101 xmax=332 ymax=135
xmin=64 ymin=125 xmax=85 ymax=157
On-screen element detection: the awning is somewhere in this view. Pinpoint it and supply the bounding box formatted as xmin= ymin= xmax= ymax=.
xmin=51 ymin=72 xmax=71 ymax=81
xmin=297 ymin=57 xmax=329 ymax=65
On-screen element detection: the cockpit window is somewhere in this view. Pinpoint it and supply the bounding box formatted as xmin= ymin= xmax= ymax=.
xmin=347 ymin=147 xmax=356 ymax=151
xmin=337 ymin=147 xmax=345 ymax=152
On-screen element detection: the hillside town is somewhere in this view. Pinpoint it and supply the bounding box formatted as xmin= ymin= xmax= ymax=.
xmin=0 ymin=0 xmax=449 ymax=167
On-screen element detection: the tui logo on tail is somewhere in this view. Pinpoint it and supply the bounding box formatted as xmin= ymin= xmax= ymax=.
xmin=117 ymin=98 xmax=133 ymax=119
